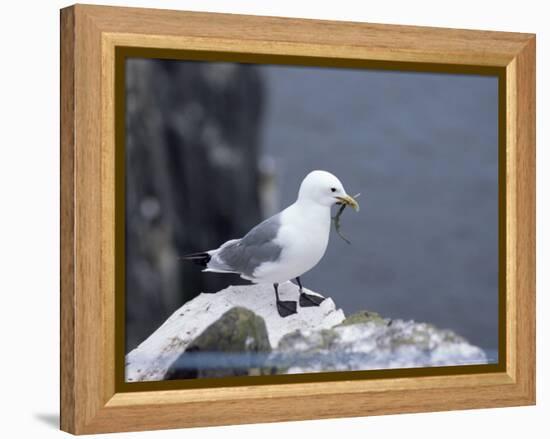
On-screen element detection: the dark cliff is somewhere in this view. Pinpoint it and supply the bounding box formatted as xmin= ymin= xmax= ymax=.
xmin=125 ymin=58 xmax=265 ymax=351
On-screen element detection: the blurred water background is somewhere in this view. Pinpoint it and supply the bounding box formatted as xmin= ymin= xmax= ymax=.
xmin=125 ymin=58 xmax=498 ymax=355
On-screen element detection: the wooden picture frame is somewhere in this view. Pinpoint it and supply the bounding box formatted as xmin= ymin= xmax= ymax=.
xmin=60 ymin=4 xmax=536 ymax=434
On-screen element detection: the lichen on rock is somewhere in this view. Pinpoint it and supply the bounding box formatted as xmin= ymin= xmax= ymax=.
xmin=164 ymin=307 xmax=271 ymax=379
xmin=337 ymin=310 xmax=387 ymax=327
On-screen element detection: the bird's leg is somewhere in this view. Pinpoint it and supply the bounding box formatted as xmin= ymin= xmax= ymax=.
xmin=274 ymin=283 xmax=297 ymax=317
xmin=297 ymin=277 xmax=326 ymax=307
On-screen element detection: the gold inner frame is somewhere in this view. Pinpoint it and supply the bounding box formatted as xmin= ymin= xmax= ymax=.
xmin=112 ymin=45 xmax=508 ymax=394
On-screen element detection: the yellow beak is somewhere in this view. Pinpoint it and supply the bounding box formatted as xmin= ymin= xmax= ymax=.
xmin=336 ymin=194 xmax=360 ymax=211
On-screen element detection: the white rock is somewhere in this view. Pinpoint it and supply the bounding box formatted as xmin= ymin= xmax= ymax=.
xmin=125 ymin=281 xmax=345 ymax=382
xmin=275 ymin=318 xmax=489 ymax=374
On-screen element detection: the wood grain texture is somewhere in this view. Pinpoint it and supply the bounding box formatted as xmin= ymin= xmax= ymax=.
xmin=513 ymin=37 xmax=536 ymax=399
xmin=81 ymin=4 xmax=530 ymax=66
xmin=75 ymin=8 xmax=104 ymax=428
xmin=60 ymin=6 xmax=76 ymax=433
xmin=505 ymin=58 xmax=518 ymax=381
xmin=60 ymin=4 xmax=536 ymax=434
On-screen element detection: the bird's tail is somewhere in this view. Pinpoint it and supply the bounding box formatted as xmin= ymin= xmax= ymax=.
xmin=179 ymin=252 xmax=211 ymax=268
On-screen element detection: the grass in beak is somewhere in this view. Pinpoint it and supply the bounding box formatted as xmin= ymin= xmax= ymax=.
xmin=333 ymin=193 xmax=361 ymax=244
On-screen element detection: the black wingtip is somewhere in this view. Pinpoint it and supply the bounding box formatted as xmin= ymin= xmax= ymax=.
xmin=179 ymin=252 xmax=211 ymax=268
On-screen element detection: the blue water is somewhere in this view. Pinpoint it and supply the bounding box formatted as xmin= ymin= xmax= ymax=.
xmin=257 ymin=65 xmax=499 ymax=351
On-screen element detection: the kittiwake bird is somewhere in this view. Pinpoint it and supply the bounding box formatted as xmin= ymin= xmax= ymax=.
xmin=182 ymin=170 xmax=360 ymax=318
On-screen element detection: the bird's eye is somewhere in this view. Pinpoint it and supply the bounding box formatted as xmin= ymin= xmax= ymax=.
xmin=330 ymin=187 xmax=337 ymax=192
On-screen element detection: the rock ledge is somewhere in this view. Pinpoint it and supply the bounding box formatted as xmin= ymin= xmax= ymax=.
xmin=126 ymin=285 xmax=489 ymax=382
xmin=126 ymin=282 xmax=344 ymax=382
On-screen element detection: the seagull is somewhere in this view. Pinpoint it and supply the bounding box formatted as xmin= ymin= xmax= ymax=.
xmin=182 ymin=170 xmax=360 ymax=317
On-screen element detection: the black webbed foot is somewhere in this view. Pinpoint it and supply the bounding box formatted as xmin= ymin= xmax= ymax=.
xmin=277 ymin=300 xmax=297 ymax=317
xmin=299 ymin=293 xmax=325 ymax=307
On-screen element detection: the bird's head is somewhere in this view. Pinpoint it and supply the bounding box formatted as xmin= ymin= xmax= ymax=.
xmin=297 ymin=170 xmax=360 ymax=211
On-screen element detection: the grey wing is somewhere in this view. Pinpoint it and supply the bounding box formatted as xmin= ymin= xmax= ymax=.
xmin=216 ymin=214 xmax=283 ymax=278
